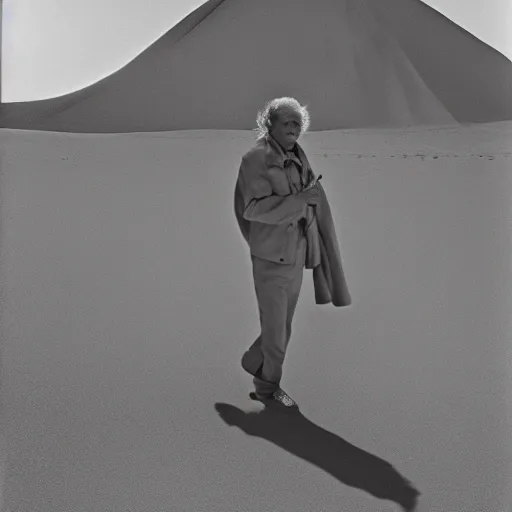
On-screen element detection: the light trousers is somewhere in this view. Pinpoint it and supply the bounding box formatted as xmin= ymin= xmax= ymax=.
xmin=244 ymin=235 xmax=307 ymax=396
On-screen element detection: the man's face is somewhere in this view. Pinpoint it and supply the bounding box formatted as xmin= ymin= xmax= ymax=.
xmin=270 ymin=108 xmax=302 ymax=150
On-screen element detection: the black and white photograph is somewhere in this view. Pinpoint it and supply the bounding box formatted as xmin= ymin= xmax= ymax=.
xmin=1 ymin=1 xmax=512 ymax=511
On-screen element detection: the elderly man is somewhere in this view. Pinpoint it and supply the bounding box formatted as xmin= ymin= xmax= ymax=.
xmin=234 ymin=97 xmax=351 ymax=408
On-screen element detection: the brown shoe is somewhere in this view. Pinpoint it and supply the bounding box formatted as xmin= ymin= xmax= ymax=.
xmin=250 ymin=388 xmax=298 ymax=408
xmin=271 ymin=388 xmax=298 ymax=407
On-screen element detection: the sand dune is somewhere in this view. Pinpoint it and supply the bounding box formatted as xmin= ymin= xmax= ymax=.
xmin=1 ymin=0 xmax=511 ymax=133
xmin=0 ymin=122 xmax=511 ymax=511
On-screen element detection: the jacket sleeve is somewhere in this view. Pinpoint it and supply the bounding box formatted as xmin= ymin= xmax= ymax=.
xmin=237 ymin=154 xmax=307 ymax=225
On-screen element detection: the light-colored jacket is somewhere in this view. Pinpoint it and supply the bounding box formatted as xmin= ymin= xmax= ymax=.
xmin=234 ymin=134 xmax=352 ymax=307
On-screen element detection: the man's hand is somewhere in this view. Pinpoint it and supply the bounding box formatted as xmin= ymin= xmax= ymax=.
xmin=299 ymin=181 xmax=321 ymax=206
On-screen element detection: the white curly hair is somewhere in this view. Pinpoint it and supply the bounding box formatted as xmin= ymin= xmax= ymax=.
xmin=254 ymin=97 xmax=311 ymax=139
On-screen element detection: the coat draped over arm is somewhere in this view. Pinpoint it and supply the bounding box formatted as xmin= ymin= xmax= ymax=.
xmin=234 ymin=139 xmax=352 ymax=308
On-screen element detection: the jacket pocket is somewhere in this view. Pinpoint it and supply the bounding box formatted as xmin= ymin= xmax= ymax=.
xmin=249 ymin=222 xmax=295 ymax=264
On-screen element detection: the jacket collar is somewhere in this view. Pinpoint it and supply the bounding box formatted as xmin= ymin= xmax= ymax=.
xmin=259 ymin=133 xmax=310 ymax=172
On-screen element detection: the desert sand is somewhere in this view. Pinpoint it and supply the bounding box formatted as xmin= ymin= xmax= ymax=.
xmin=0 ymin=121 xmax=511 ymax=511
xmin=1 ymin=0 xmax=512 ymax=132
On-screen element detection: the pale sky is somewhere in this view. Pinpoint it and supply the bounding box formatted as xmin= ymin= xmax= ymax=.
xmin=2 ymin=0 xmax=511 ymax=103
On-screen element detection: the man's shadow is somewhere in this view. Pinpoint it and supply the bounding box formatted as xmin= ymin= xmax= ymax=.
xmin=214 ymin=401 xmax=420 ymax=512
